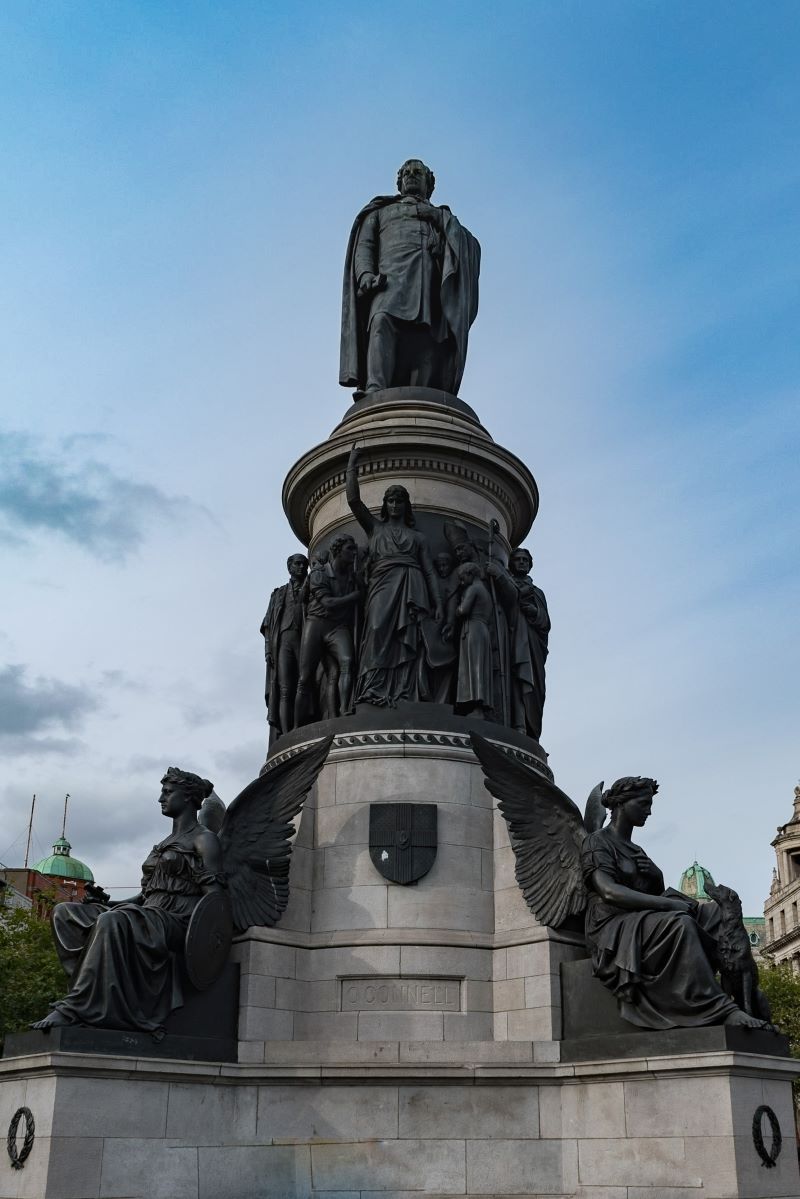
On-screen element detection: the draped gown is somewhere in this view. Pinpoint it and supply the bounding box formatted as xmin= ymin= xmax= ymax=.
xmin=48 ymin=830 xmax=224 ymax=1036
xmin=581 ymin=827 xmax=738 ymax=1030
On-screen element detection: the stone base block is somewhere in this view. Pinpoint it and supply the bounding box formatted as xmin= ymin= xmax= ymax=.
xmin=1 ymin=1041 xmax=797 ymax=1198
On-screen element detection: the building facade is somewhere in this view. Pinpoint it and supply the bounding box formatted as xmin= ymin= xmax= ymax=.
xmin=762 ymin=785 xmax=800 ymax=969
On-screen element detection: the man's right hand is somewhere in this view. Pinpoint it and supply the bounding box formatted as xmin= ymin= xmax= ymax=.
xmin=357 ymin=273 xmax=384 ymax=296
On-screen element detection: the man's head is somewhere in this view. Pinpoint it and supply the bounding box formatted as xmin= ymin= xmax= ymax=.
xmin=510 ymin=548 xmax=533 ymax=579
xmin=397 ymin=159 xmax=435 ymax=200
xmin=458 ymin=562 xmax=481 ymax=586
xmin=453 ymin=540 xmax=476 ymax=565
xmin=287 ymin=554 xmax=309 ymax=581
xmin=434 ymin=551 xmax=454 ymax=579
xmin=330 ymin=533 xmax=357 ymax=566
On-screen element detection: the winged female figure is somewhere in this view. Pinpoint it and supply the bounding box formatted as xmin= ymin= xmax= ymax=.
xmin=32 ymin=736 xmax=332 ymax=1038
xmin=471 ymin=734 xmax=771 ymax=1031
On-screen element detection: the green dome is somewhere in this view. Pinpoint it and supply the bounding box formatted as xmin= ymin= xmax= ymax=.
xmin=679 ymin=860 xmax=715 ymax=901
xmin=31 ymin=836 xmax=94 ymax=883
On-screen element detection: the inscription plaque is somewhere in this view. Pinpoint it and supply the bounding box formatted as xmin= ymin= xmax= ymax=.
xmin=341 ymin=977 xmax=461 ymax=1012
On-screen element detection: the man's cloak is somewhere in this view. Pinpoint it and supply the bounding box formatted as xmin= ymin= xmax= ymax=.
xmin=339 ymin=195 xmax=480 ymax=396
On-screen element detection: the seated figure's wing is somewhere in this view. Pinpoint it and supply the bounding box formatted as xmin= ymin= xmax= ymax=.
xmin=471 ymin=734 xmax=588 ymax=927
xmin=219 ymin=736 xmax=333 ymax=934
xmin=583 ymin=781 xmax=606 ymax=834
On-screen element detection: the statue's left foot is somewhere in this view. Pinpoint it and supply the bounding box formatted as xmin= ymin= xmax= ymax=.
xmin=30 ymin=1010 xmax=72 ymax=1031
xmin=725 ymin=1009 xmax=775 ymax=1031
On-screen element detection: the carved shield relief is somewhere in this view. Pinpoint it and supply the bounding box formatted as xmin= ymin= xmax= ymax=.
xmin=369 ymin=803 xmax=437 ymax=884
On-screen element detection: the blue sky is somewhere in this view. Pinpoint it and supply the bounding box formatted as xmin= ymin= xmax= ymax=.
xmin=0 ymin=2 xmax=797 ymax=912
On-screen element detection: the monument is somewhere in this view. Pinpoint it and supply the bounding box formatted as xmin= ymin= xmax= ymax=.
xmin=1 ymin=160 xmax=797 ymax=1199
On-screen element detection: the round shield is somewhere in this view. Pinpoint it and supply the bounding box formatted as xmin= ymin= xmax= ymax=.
xmin=184 ymin=890 xmax=233 ymax=991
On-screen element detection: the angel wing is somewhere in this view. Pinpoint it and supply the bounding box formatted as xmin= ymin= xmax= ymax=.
xmin=219 ymin=735 xmax=333 ymax=933
xmin=583 ymin=781 xmax=606 ymax=834
xmin=470 ymin=734 xmax=589 ymax=928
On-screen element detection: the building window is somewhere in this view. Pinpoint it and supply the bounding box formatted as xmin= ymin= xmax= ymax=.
xmin=793 ymin=902 xmax=798 ymax=928
xmin=749 ymin=932 xmax=759 ymax=946
xmin=769 ymin=917 xmax=775 ymax=940
xmin=781 ymin=910 xmax=787 ymax=935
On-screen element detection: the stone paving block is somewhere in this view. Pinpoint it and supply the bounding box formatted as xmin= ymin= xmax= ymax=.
xmin=334 ymin=757 xmax=474 ymax=810
xmin=506 ymin=938 xmax=582 ymax=979
xmin=239 ymin=973 xmax=276 ymax=1008
xmin=492 ymin=844 xmax=516 ymax=890
xmin=400 ymin=944 xmax=491 ymax=980
xmin=100 ymin=1139 xmax=198 ymax=1199
xmin=399 ymin=1040 xmax=533 ymax=1064
xmin=310 ymin=1137 xmax=465 ymax=1193
xmin=465 ymin=979 xmax=493 ymax=1010
xmin=533 ymin=1040 xmax=561 ymax=1063
xmin=731 ymin=1129 xmax=799 ymax=1197
xmin=236 ymin=939 xmax=296 ymax=979
xmin=275 ymin=882 xmax=311 ymax=933
xmin=275 ymin=976 xmax=338 ymax=1012
xmin=316 ymin=802 xmax=366 ymax=847
xmin=288 ymin=843 xmax=313 ymax=890
xmin=624 ymin=1074 xmax=732 ymax=1138
xmin=198 ymin=1144 xmax=312 ymax=1199
xmin=525 ymin=972 xmax=559 ymax=1008
xmin=311 ymin=884 xmax=388 ymax=932
xmin=51 ymin=1077 xmax=168 ymax=1138
xmin=399 ymin=1083 xmax=539 ymax=1140
xmin=443 ymin=1011 xmax=493 ymax=1040
xmin=298 ymin=942 xmax=401 ymax=981
xmin=263 ymin=1040 xmax=398 ymax=1064
xmin=293 ymin=1011 xmax=358 ymax=1040
xmin=315 ymin=765 xmax=337 ymax=808
xmin=437 ymin=803 xmax=493 ymax=848
xmin=466 ymin=1137 xmax=567 ymax=1194
xmin=492 ymin=977 xmax=525 ymax=1011
xmin=492 ymin=948 xmax=507 ymax=981
xmin=495 ymin=885 xmax=539 ymax=933
xmin=357 ymin=1010 xmax=444 ymax=1040
xmin=388 ymin=883 xmax=492 ymax=932
xmin=508 ymin=1005 xmax=558 ymax=1040
xmin=39 ymin=1136 xmax=104 ymax=1199
xmin=419 ymin=844 xmax=483 ymax=887
xmin=2 ymin=1128 xmax=49 ymax=1199
xmin=559 ymin=1082 xmax=625 ymax=1139
xmin=238 ymin=1005 xmax=293 ymax=1041
xmin=577 ymin=1137 xmax=693 ymax=1188
xmin=237 ymin=1040 xmax=264 ymax=1063
xmin=257 ymin=1084 xmax=397 ymax=1141
xmin=323 ymin=843 xmax=375 ymax=887
xmin=166 ymin=1081 xmax=257 ymax=1142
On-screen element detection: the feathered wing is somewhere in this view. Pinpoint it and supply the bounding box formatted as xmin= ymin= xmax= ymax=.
xmin=583 ymin=781 xmax=606 ymax=834
xmin=220 ymin=736 xmax=333 ymax=933
xmin=470 ymin=734 xmax=588 ymax=927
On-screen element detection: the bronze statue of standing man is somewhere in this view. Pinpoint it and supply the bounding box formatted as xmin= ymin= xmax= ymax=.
xmin=340 ymin=160 xmax=480 ymax=397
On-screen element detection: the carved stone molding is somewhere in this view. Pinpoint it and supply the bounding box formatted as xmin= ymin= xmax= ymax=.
xmin=261 ymin=729 xmax=553 ymax=781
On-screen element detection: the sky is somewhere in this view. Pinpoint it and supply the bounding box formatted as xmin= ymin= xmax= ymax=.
xmin=0 ymin=1 xmax=798 ymax=915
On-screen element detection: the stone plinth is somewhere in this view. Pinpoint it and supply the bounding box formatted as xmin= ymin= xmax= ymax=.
xmin=282 ymin=386 xmax=539 ymax=557
xmin=2 ymin=1040 xmax=797 ymax=1199
xmin=239 ymin=707 xmax=584 ymax=1055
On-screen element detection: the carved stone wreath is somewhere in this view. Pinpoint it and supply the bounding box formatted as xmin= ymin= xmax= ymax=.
xmin=752 ymin=1104 xmax=782 ymax=1168
xmin=7 ymin=1106 xmax=34 ymax=1170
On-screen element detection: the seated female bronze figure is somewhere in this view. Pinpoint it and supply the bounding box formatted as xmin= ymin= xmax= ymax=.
xmin=32 ymin=737 xmax=331 ymax=1038
xmin=471 ymin=735 xmax=771 ymax=1031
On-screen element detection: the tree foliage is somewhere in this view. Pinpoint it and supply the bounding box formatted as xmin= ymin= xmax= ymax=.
xmin=0 ymin=901 xmax=67 ymax=1047
xmin=760 ymin=961 xmax=800 ymax=1105
xmin=762 ymin=962 xmax=800 ymax=1057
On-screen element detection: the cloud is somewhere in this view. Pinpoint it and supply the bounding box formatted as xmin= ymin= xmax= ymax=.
xmin=0 ymin=663 xmax=98 ymax=755
xmin=0 ymin=431 xmax=199 ymax=562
